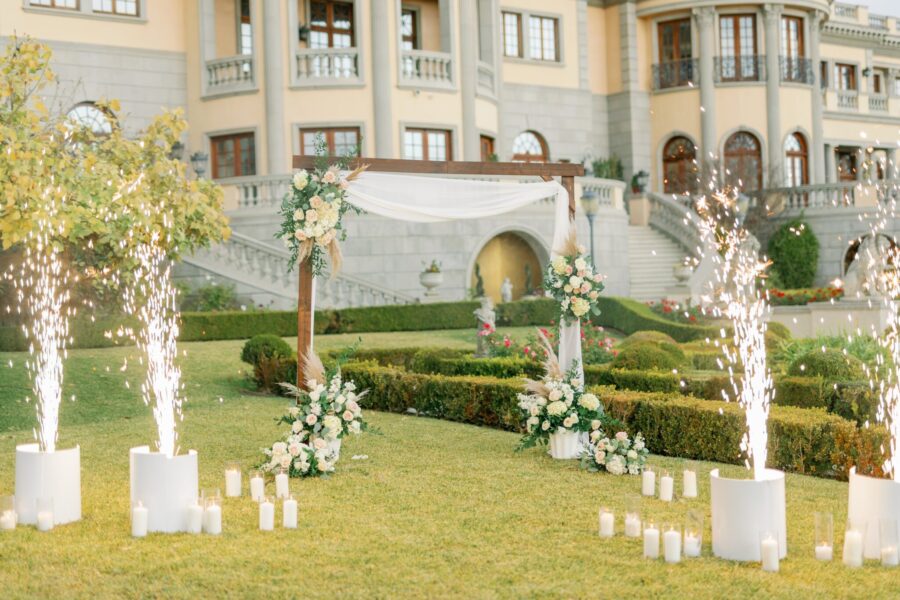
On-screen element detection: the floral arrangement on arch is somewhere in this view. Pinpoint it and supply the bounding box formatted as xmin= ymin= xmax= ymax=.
xmin=516 ymin=332 xmax=606 ymax=450
xmin=277 ymin=136 xmax=365 ymax=276
xmin=261 ymin=347 xmax=369 ymax=478
xmin=543 ymin=230 xmax=604 ymax=324
xmin=581 ymin=430 xmax=649 ymax=475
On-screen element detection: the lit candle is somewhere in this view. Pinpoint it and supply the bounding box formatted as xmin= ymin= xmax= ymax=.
xmin=843 ymin=529 xmax=864 ymax=568
xmin=815 ymin=542 xmax=833 ymax=561
xmin=659 ymin=473 xmax=674 ymax=502
xmin=250 ymin=472 xmax=265 ymax=502
xmin=0 ymin=510 xmax=16 ymax=531
xmin=37 ymin=509 xmax=54 ymax=532
xmin=283 ymin=496 xmax=298 ymax=529
xmin=598 ymin=508 xmax=614 ymax=538
xmin=663 ymin=527 xmax=681 ymax=564
xmin=186 ymin=503 xmax=203 ymax=534
xmin=643 ymin=523 xmax=660 ymax=559
xmin=259 ymin=497 xmax=275 ymax=531
xmin=882 ymin=546 xmax=899 ymax=567
xmin=684 ymin=531 xmax=701 ymax=558
xmin=760 ymin=535 xmax=779 ymax=572
xmin=682 ymin=469 xmax=697 ymax=498
xmin=624 ymin=513 xmax=641 ymax=538
xmin=225 ymin=467 xmax=241 ymax=498
xmin=204 ymin=504 xmax=222 ymax=535
xmin=131 ymin=502 xmax=148 ymax=538
xmin=642 ymin=469 xmax=655 ymax=497
xmin=275 ymin=470 xmax=290 ymax=500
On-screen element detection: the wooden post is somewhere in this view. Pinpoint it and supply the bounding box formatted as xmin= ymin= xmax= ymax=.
xmin=562 ymin=175 xmax=576 ymax=221
xmin=296 ymin=261 xmax=314 ymax=388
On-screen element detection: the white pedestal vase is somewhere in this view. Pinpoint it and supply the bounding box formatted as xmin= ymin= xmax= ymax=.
xmin=548 ymin=430 xmax=581 ymax=460
xmin=847 ymin=467 xmax=900 ymax=560
xmin=710 ymin=468 xmax=787 ymax=561
xmin=419 ymin=271 xmax=443 ymax=302
xmin=15 ymin=444 xmax=81 ymax=526
xmin=129 ymin=446 xmax=198 ymax=533
xmin=327 ymin=437 xmax=342 ymax=460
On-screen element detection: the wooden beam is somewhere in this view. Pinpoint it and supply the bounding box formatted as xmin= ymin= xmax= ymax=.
xmin=296 ymin=261 xmax=313 ymax=388
xmin=562 ymin=175 xmax=576 ymax=221
xmin=292 ymin=156 xmax=585 ymax=178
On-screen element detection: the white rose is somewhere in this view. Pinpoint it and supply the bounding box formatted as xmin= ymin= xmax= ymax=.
xmin=627 ymin=449 xmax=638 ymax=459
xmin=551 ymin=257 xmax=567 ymax=274
xmin=280 ymin=455 xmax=292 ymax=469
xmin=289 ymin=442 xmax=301 ymax=457
xmin=569 ymin=276 xmax=583 ymax=288
xmin=606 ymin=454 xmax=626 ymax=475
xmin=546 ymin=401 xmax=567 ymax=416
xmin=292 ymin=170 xmax=308 ymax=190
xmin=578 ymin=393 xmax=600 ymax=411
xmin=309 ymin=389 xmax=321 ymax=402
xmin=349 ymin=421 xmax=361 ymax=434
xmin=272 ymin=442 xmax=287 ymax=455
xmin=288 ymin=406 xmax=300 ymax=418
xmin=311 ymin=403 xmax=322 ymax=416
xmin=293 ymin=209 xmax=304 ymax=221
xmin=591 ymin=419 xmax=602 ymax=430
xmin=305 ymin=413 xmax=318 ymax=426
xmin=527 ymin=416 xmax=539 ymax=426
xmin=343 ymin=410 xmax=354 ymax=421
xmin=335 ymin=395 xmax=346 ymax=405
xmin=541 ymin=420 xmax=551 ymax=431
xmin=347 ymin=400 xmax=360 ymax=413
xmin=313 ymin=437 xmax=327 ymax=450
xmin=574 ymin=257 xmax=587 ymax=271
xmin=292 ymin=421 xmax=303 ymax=433
xmin=594 ymin=450 xmax=606 ymax=463
xmin=548 ymin=389 xmax=563 ymax=402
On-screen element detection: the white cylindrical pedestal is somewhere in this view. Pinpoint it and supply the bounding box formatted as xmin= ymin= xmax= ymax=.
xmin=129 ymin=446 xmax=198 ymax=533
xmin=710 ymin=468 xmax=787 ymax=561
xmin=847 ymin=468 xmax=900 ymax=560
xmin=15 ymin=444 xmax=82 ymax=526
xmin=548 ymin=431 xmax=580 ymax=459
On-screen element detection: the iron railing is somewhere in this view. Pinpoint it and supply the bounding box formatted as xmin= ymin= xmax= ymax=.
xmin=714 ymin=55 xmax=765 ymax=83
xmin=651 ymin=58 xmax=699 ymax=90
xmin=780 ymin=56 xmax=814 ymax=84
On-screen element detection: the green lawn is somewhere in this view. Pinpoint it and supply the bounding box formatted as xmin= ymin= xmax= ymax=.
xmin=0 ymin=331 xmax=895 ymax=598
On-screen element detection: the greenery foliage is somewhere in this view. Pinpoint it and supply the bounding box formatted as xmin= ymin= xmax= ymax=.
xmin=180 ymin=282 xmax=239 ymax=312
xmin=787 ymin=349 xmax=865 ymax=381
xmin=240 ymin=334 xmax=293 ymax=365
xmin=590 ymin=155 xmax=625 ymax=181
xmin=610 ymin=341 xmax=686 ymax=371
xmin=767 ymin=219 xmax=820 ymax=289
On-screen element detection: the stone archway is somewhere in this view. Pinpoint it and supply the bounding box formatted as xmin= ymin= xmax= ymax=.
xmin=470 ymin=231 xmax=545 ymax=303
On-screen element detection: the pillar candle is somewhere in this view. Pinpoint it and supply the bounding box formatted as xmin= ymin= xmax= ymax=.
xmin=598 ymin=509 xmax=614 ymax=538
xmin=659 ymin=474 xmax=674 ymax=502
xmin=643 ymin=524 xmax=660 ymax=559
xmin=37 ymin=510 xmax=54 ymax=532
xmin=186 ymin=504 xmax=203 ymax=534
xmin=283 ymin=497 xmax=298 ymax=529
xmin=843 ymin=529 xmax=864 ymax=568
xmin=0 ymin=510 xmax=15 ymax=531
xmin=684 ymin=532 xmax=701 ymax=558
xmin=882 ymin=546 xmax=899 ymax=567
xmin=815 ymin=543 xmax=833 ymax=561
xmin=760 ymin=535 xmax=779 ymax=572
xmin=663 ymin=528 xmax=681 ymax=563
xmin=624 ymin=514 xmax=641 ymax=538
xmin=682 ymin=469 xmax=698 ymax=498
xmin=225 ymin=469 xmax=242 ymax=497
xmin=250 ymin=474 xmax=265 ymax=502
xmin=259 ymin=499 xmax=275 ymax=531
xmin=275 ymin=472 xmax=290 ymax=500
xmin=204 ymin=504 xmax=222 ymax=535
xmin=642 ymin=470 xmax=655 ymax=497
xmin=131 ymin=503 xmax=148 ymax=538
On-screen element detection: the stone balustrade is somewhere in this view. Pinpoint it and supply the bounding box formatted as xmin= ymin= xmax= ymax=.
xmin=205 ymin=55 xmax=255 ymax=96
xmin=400 ymin=50 xmax=454 ymax=89
xmin=294 ymin=48 xmax=361 ymax=85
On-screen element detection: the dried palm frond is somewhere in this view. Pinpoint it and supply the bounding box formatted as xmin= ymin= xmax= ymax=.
xmin=553 ymin=225 xmax=581 ymax=258
xmin=297 ymin=239 xmax=314 ymax=265
xmin=277 ymin=381 xmax=304 ymax=399
xmin=536 ymin=328 xmax=562 ymax=380
xmin=345 ymin=163 xmax=369 ymax=182
xmin=302 ymin=347 xmax=326 ymax=389
xmin=522 ymin=377 xmax=550 ymax=397
xmin=327 ymin=238 xmax=343 ymax=278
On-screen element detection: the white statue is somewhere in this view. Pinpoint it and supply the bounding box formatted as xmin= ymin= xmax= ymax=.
xmin=500 ymin=277 xmax=513 ymax=303
xmin=845 ymin=235 xmax=893 ymax=298
xmin=473 ymin=296 xmax=496 ymax=356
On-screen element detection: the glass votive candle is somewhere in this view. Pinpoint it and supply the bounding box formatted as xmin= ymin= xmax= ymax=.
xmin=224 ymin=461 xmax=242 ymax=497
xmin=204 ymin=494 xmax=223 ymax=535
xmin=36 ymin=497 xmax=54 ymax=532
xmin=598 ymin=506 xmax=614 ymax=538
xmin=880 ymin=518 xmax=899 ymax=567
xmin=249 ymin=469 xmax=265 ymax=502
xmin=259 ymin=495 xmax=275 ymax=531
xmin=683 ymin=509 xmax=703 ymax=558
xmin=0 ymin=495 xmax=17 ymax=531
xmin=760 ymin=531 xmax=780 ymax=572
xmin=682 ymin=461 xmax=699 ymax=498
xmin=131 ymin=500 xmax=148 ymax=538
xmin=641 ymin=465 xmax=656 ymax=497
xmin=663 ymin=522 xmax=681 ymax=564
xmin=643 ymin=519 xmax=660 ymax=559
xmin=624 ymin=496 xmax=641 ymax=538
xmin=275 ymin=467 xmax=290 ymax=499
xmin=658 ymin=470 xmax=674 ymax=502
xmin=814 ymin=512 xmax=834 ymax=561
xmin=842 ymin=519 xmax=865 ymax=568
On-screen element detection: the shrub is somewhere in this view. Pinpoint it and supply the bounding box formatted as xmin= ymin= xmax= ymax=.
xmin=768 ymin=219 xmax=820 ymax=289
xmin=592 ymin=297 xmax=718 ymax=342
xmin=787 ymin=349 xmax=864 ymax=380
xmin=180 ymin=283 xmax=239 ymax=312
xmin=766 ymin=321 xmax=791 ymax=340
xmin=618 ymin=330 xmax=678 ymax=348
xmin=587 ymin=367 xmax=680 ymax=393
xmin=829 ymin=382 xmax=879 ymax=425
xmin=774 ymin=376 xmax=827 ymax=409
xmin=494 ymin=299 xmax=557 ymax=327
xmin=611 ymin=341 xmax=686 ymax=371
xmin=240 ymin=334 xmax=293 ymax=365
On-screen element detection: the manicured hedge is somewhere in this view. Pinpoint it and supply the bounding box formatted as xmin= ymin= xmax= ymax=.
xmin=592 ymin=297 xmax=719 ymax=342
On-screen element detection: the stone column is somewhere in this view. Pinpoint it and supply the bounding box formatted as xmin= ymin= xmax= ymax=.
xmin=824 ymin=143 xmax=836 ymax=183
xmin=856 ymin=147 xmax=865 ymax=182
xmin=888 ymin=148 xmax=898 ymax=180
xmin=371 ymin=0 xmax=394 ymax=157
xmin=693 ymin=7 xmax=718 ymax=169
xmin=764 ymin=4 xmax=783 ymax=186
xmin=199 ymin=0 xmax=216 ymax=93
xmin=262 ymin=0 xmax=286 ymax=173
xmin=459 ymin=0 xmax=479 ymax=160
xmin=809 ymin=11 xmax=825 ymax=184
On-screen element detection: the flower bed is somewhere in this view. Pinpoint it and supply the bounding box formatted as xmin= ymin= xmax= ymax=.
xmin=768 ymin=286 xmax=843 ymax=306
xmin=645 ymin=298 xmax=709 ymax=325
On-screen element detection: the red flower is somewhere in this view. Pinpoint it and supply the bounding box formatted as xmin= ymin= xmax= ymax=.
xmin=483 ymin=323 xmax=491 ymax=330
xmin=689 ymin=315 xmax=697 ymax=322
xmin=504 ymin=337 xmax=511 ymax=348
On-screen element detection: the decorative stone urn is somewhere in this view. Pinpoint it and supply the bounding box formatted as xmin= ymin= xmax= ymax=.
xmin=419 ymin=271 xmax=443 ymax=300
xmin=673 ymin=262 xmax=694 ymax=284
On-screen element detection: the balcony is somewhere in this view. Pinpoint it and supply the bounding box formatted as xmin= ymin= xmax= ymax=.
xmin=651 ymin=58 xmax=698 ymax=91
xmin=204 ymin=55 xmax=256 ymax=97
xmin=833 ymin=3 xmax=859 ymax=20
xmin=837 ymin=90 xmax=859 ymax=110
xmin=869 ymin=14 xmax=889 ymax=30
xmin=293 ymin=48 xmax=362 ymax=87
xmin=400 ymin=50 xmax=454 ymax=90
xmin=869 ymin=95 xmax=888 ymax=112
xmin=780 ymin=57 xmax=814 ymax=85
xmin=714 ymin=55 xmax=765 ymax=83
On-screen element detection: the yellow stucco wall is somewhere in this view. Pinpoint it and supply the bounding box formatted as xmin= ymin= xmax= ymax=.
xmin=472 ymin=232 xmax=541 ymax=303
xmin=214 ymin=0 xmax=238 ymax=58
xmin=499 ymin=0 xmax=580 ymax=89
xmin=475 ymin=97 xmax=499 ymax=135
xmin=650 ymin=90 xmax=701 ymax=186
xmin=604 ymin=4 xmax=622 ymax=95
xmin=404 ymin=0 xmax=442 ymax=52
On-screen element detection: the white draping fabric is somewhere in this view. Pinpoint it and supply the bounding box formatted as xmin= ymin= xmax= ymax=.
xmin=342 ymin=171 xmax=583 ymax=376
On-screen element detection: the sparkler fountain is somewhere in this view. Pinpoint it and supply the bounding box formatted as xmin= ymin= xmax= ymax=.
xmin=125 ymin=240 xmax=198 ymax=533
xmin=694 ymin=192 xmax=787 ymax=562
xmin=12 ymin=224 xmax=82 ymax=527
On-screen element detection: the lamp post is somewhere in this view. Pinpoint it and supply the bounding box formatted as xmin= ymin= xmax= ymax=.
xmin=580 ymin=188 xmax=600 ymax=262
xmin=190 ymin=152 xmax=209 ymax=180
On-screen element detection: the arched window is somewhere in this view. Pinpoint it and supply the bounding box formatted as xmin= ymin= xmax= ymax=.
xmin=66 ymin=102 xmax=114 ymax=137
xmin=784 ymin=133 xmax=808 ymax=187
xmin=723 ymin=131 xmax=762 ymax=191
xmin=512 ymin=131 xmax=548 ymax=162
xmin=662 ymin=136 xmax=698 ymax=194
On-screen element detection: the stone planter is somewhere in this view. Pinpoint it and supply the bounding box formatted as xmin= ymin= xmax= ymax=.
xmin=548 ymin=430 xmax=581 ymax=460
xmin=847 ymin=468 xmax=900 ymax=559
xmin=15 ymin=444 xmax=81 ymax=526
xmin=710 ymin=468 xmax=787 ymax=561
xmin=419 ymin=271 xmax=443 ymax=301
xmin=129 ymin=446 xmax=198 ymax=533
xmin=673 ymin=263 xmax=693 ymax=284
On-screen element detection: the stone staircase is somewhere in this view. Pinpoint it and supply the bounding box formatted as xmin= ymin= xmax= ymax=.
xmin=626 ymin=225 xmax=687 ymax=301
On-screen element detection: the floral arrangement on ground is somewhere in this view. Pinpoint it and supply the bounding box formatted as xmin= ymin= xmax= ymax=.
xmin=261 ymin=347 xmax=368 ymax=477
xmin=581 ymin=430 xmax=649 ymax=475
xmin=543 ymin=232 xmax=604 ymax=323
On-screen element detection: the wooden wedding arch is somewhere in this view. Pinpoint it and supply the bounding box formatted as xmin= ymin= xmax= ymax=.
xmin=291 ymin=155 xmax=585 ymax=377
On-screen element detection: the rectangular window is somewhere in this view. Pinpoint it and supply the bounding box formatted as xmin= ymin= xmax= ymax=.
xmin=820 ymin=60 xmax=829 ymax=88
xmin=480 ymin=135 xmax=495 ymax=162
xmin=528 ymin=15 xmax=559 ymax=61
xmin=719 ymin=14 xmax=757 ymax=81
xmin=401 ymin=8 xmax=419 ymax=51
xmin=404 ymin=128 xmax=451 ymax=161
xmin=503 ymin=12 xmax=522 ymax=58
xmin=309 ymin=0 xmax=354 ymax=49
xmin=656 ymin=19 xmax=693 ymax=88
xmin=210 ymin=132 xmax=256 ymax=179
xmin=30 ymin=0 xmax=78 ymax=9
xmin=894 ymin=76 xmax=900 ymax=97
xmin=834 ymin=63 xmax=857 ymax=91
xmin=238 ymin=0 xmax=252 ymax=55
xmin=874 ymin=72 xmax=883 ymax=95
xmin=300 ymin=127 xmax=360 ymax=157
xmin=780 ymin=16 xmax=804 ymax=81
xmin=92 ymin=0 xmax=138 ymax=15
